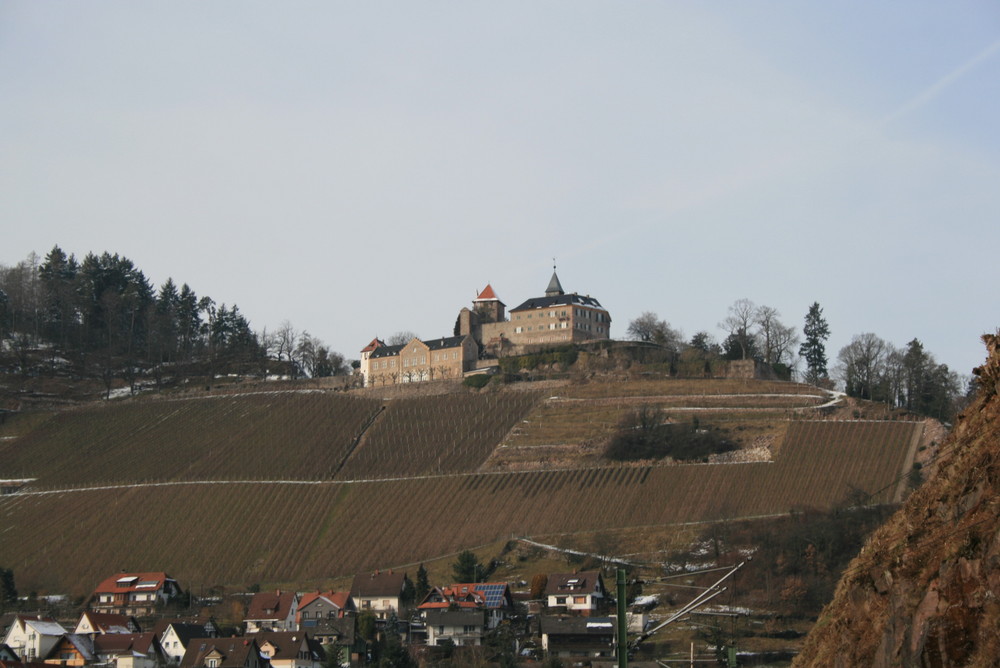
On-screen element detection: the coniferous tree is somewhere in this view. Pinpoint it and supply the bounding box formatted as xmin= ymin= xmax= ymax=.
xmin=800 ymin=302 xmax=830 ymax=384
xmin=452 ymin=550 xmax=484 ymax=583
xmin=415 ymin=564 xmax=430 ymax=602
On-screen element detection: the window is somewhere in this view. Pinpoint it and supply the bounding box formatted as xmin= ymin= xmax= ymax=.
xmin=555 ymin=596 xmax=566 ymax=605
xmin=207 ymin=660 xmax=218 ymax=668
xmin=574 ymin=596 xmax=587 ymax=604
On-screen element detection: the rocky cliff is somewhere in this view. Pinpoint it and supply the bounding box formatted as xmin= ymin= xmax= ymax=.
xmin=795 ymin=333 xmax=1000 ymax=667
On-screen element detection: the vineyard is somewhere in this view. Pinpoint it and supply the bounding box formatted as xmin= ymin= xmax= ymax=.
xmin=335 ymin=391 xmax=542 ymax=479
xmin=0 ymin=390 xmax=544 ymax=486
xmin=0 ymin=413 xmax=921 ymax=596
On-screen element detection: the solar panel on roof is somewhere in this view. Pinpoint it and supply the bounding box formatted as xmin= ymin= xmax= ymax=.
xmin=478 ymin=584 xmax=505 ymax=608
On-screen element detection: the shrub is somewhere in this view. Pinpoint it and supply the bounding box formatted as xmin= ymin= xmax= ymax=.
xmin=463 ymin=374 xmax=491 ymax=389
xmin=605 ymin=408 xmax=737 ymax=461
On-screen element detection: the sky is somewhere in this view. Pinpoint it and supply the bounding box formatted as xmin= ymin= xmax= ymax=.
xmin=2 ymin=2 xmax=999 ymax=378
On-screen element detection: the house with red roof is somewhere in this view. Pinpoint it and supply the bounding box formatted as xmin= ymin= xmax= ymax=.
xmin=90 ymin=573 xmax=182 ymax=617
xmin=417 ymin=583 xmax=514 ymax=629
xmin=296 ymin=592 xmax=353 ymax=628
xmin=244 ymin=591 xmax=298 ymax=634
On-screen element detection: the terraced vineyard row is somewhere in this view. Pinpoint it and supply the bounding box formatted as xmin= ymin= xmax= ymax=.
xmin=337 ymin=391 xmax=541 ymax=479
xmin=0 ymin=420 xmax=921 ymax=595
xmin=0 ymin=393 xmax=382 ymax=486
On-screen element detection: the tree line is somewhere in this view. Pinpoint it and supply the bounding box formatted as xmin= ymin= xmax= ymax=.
xmin=626 ymin=299 xmax=966 ymax=420
xmin=0 ymin=246 xmax=349 ymax=396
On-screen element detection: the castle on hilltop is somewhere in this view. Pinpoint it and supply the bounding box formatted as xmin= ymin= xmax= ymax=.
xmin=359 ymin=269 xmax=611 ymax=387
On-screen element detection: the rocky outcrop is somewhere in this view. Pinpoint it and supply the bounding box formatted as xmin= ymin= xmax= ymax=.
xmin=795 ymin=333 xmax=1000 ymax=667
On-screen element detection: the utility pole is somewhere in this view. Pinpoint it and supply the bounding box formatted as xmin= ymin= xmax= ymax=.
xmin=617 ymin=568 xmax=627 ymax=668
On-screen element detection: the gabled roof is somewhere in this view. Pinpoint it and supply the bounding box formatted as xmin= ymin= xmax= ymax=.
xmin=179 ymin=638 xmax=258 ymax=668
xmin=245 ymin=591 xmax=297 ymax=622
xmin=22 ymin=618 xmax=66 ymax=637
xmin=417 ymin=583 xmax=512 ymax=611
xmin=368 ymin=344 xmax=404 ymax=360
xmin=254 ymin=632 xmax=324 ymax=662
xmin=76 ymin=611 xmax=139 ymax=634
xmin=360 ymin=338 xmax=385 ymax=354
xmin=351 ymin=571 xmax=407 ymax=598
xmin=93 ymin=632 xmax=159 ymax=657
xmin=510 ymin=293 xmax=605 ymax=312
xmin=152 ymin=621 xmax=217 ymax=646
xmin=93 ymin=572 xmax=177 ymax=595
xmin=424 ymin=335 xmax=467 ymax=351
xmin=46 ymin=635 xmax=95 ymax=662
xmin=474 ymin=285 xmax=504 ymax=304
xmin=423 ymin=608 xmax=486 ymax=627
xmin=298 ymin=591 xmax=352 ymax=614
xmin=544 ymin=571 xmax=605 ymax=596
xmin=539 ymin=616 xmax=615 ymax=636
xmin=0 ymin=645 xmax=18 ymax=662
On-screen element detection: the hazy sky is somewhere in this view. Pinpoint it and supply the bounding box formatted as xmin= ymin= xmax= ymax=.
xmin=3 ymin=2 xmax=998 ymax=377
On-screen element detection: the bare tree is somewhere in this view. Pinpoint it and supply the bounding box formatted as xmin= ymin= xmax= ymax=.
xmin=720 ymin=298 xmax=758 ymax=360
xmin=627 ymin=311 xmax=684 ymax=352
xmin=837 ymin=333 xmax=891 ymax=401
xmin=387 ymin=331 xmax=418 ymax=346
xmin=755 ymin=305 xmax=800 ymax=366
xmin=274 ymin=321 xmax=298 ymax=367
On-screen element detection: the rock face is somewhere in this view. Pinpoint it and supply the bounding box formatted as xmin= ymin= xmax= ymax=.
xmin=795 ymin=333 xmax=1000 ymax=668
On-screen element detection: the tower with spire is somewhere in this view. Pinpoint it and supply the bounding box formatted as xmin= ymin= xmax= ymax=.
xmin=456 ymin=265 xmax=611 ymax=357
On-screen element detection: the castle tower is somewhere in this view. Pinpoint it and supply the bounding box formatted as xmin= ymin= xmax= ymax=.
xmin=472 ymin=284 xmax=506 ymax=323
xmin=544 ymin=268 xmax=564 ymax=297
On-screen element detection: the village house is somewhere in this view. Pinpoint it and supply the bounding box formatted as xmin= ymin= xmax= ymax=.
xmin=544 ymin=571 xmax=607 ymax=615
xmin=422 ymin=609 xmax=486 ymax=648
xmin=179 ymin=638 xmax=263 ymax=668
xmin=254 ymin=632 xmax=324 ymax=668
xmin=244 ymin=591 xmax=298 ymax=634
xmin=2 ymin=616 xmax=66 ymax=661
xmin=416 ymin=583 xmax=514 ymax=630
xmin=296 ymin=592 xmax=352 ymax=628
xmin=539 ymin=616 xmax=616 ymax=660
xmin=349 ymin=571 xmax=409 ymax=620
xmin=90 ymin=573 xmax=182 ymax=617
xmin=73 ymin=612 xmax=139 ymax=636
xmin=152 ymin=621 xmax=219 ymax=664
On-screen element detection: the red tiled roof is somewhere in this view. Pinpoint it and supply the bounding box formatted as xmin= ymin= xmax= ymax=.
xmin=360 ymin=338 xmax=384 ymax=353
xmin=475 ymin=285 xmax=500 ymax=301
xmin=245 ymin=591 xmax=296 ymax=622
xmin=93 ymin=572 xmax=174 ymax=595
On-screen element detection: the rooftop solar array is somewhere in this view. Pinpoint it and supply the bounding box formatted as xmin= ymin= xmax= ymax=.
xmin=477 ymin=583 xmax=506 ymax=608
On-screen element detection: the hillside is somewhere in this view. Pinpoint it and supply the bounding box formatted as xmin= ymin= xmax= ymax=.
xmin=794 ymin=334 xmax=1000 ymax=666
xmin=0 ymin=376 xmax=925 ymax=598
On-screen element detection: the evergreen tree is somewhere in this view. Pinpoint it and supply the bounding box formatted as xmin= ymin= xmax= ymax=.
xmin=415 ymin=564 xmax=430 ymax=602
xmin=800 ymin=302 xmax=830 ymax=384
xmin=452 ymin=549 xmax=484 ymax=583
xmin=0 ymin=567 xmax=16 ymax=611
